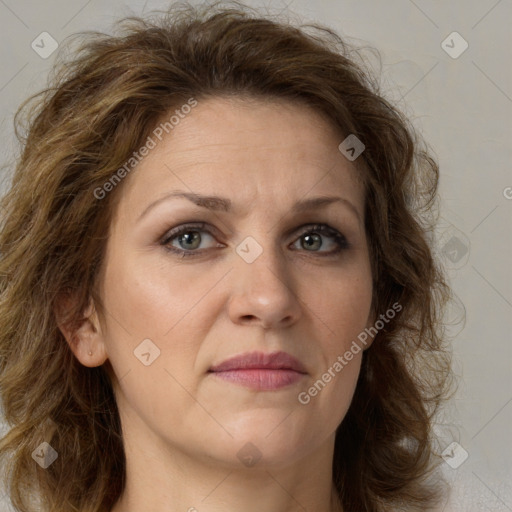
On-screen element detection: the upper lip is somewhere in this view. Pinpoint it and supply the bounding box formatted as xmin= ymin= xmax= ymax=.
xmin=209 ymin=351 xmax=307 ymax=374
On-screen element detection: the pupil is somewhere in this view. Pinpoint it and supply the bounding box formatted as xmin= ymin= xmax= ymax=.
xmin=304 ymin=233 xmax=321 ymax=250
xmin=181 ymin=231 xmax=199 ymax=249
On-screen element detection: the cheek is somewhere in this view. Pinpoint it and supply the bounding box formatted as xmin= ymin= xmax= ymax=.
xmin=308 ymin=267 xmax=373 ymax=345
xmin=99 ymin=252 xmax=208 ymax=433
xmin=294 ymin=267 xmax=371 ymax=422
xmin=296 ymin=350 xmax=362 ymax=446
xmin=101 ymin=246 xmax=209 ymax=339
xmin=99 ymin=245 xmax=227 ymax=396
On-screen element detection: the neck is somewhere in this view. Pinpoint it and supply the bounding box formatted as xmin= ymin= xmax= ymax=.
xmin=110 ymin=421 xmax=343 ymax=512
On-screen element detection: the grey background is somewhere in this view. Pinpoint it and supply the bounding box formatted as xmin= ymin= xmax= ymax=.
xmin=0 ymin=1 xmax=511 ymax=511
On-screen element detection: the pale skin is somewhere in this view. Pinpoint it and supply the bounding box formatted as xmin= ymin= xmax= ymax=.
xmin=57 ymin=96 xmax=376 ymax=512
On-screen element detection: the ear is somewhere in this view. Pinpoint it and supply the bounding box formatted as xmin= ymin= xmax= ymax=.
xmin=361 ymin=305 xmax=378 ymax=351
xmin=54 ymin=293 xmax=108 ymax=368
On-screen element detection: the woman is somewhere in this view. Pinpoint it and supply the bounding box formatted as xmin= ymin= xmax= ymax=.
xmin=0 ymin=2 xmax=454 ymax=511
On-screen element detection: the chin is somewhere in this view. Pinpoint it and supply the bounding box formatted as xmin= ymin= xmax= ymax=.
xmin=208 ymin=437 xmax=311 ymax=471
xmin=206 ymin=415 xmax=320 ymax=468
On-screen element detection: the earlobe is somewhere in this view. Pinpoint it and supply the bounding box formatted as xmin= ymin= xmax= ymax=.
xmin=54 ymin=294 xmax=108 ymax=368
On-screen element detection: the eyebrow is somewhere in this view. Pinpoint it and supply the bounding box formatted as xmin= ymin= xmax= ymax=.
xmin=137 ymin=191 xmax=361 ymax=222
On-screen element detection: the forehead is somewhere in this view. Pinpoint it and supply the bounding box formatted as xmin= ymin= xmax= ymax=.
xmin=117 ymin=95 xmax=365 ymax=218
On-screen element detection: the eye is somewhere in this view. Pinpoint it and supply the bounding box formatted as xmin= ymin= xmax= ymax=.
xmin=291 ymin=224 xmax=350 ymax=255
xmin=160 ymin=222 xmax=350 ymax=258
xmin=160 ymin=223 xmax=221 ymax=257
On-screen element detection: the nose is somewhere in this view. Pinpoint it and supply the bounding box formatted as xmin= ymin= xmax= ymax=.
xmin=227 ymin=243 xmax=302 ymax=330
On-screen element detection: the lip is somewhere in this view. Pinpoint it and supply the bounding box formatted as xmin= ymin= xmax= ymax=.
xmin=208 ymin=351 xmax=307 ymax=390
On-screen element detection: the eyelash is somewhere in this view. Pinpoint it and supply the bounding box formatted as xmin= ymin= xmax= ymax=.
xmin=159 ymin=222 xmax=350 ymax=259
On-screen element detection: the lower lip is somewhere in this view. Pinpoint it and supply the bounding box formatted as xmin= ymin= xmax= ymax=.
xmin=209 ymin=369 xmax=305 ymax=390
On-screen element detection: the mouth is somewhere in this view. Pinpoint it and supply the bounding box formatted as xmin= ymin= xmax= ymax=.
xmin=208 ymin=351 xmax=307 ymax=390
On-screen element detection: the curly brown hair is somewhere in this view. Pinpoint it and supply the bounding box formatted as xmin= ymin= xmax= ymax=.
xmin=0 ymin=2 xmax=454 ymax=511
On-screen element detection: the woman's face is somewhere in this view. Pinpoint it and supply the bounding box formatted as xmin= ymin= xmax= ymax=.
xmin=94 ymin=96 xmax=374 ymax=469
